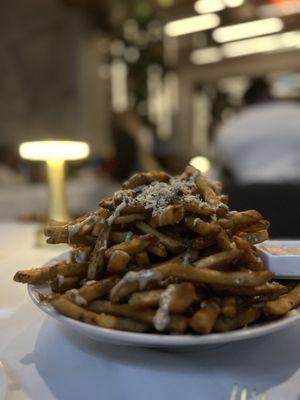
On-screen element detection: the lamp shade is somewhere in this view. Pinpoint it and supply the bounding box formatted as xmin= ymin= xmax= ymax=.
xmin=19 ymin=141 xmax=90 ymax=161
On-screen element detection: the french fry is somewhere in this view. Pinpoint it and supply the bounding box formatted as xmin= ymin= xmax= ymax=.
xmin=221 ymin=297 xmax=238 ymax=318
xmin=52 ymin=296 xmax=148 ymax=332
xmin=14 ymin=262 xmax=88 ymax=284
xmin=218 ymin=210 xmax=262 ymax=230
xmin=185 ymin=216 xmax=220 ymax=236
xmin=65 ymin=276 xmax=119 ymax=302
xmin=135 ymin=251 xmax=150 ymax=267
xmin=14 ymin=267 xmax=51 ymax=284
xmin=106 ymin=234 xmax=158 ymax=257
xmin=235 ymin=220 xmax=270 ymax=234
xmin=181 ymin=199 xmax=214 ymax=216
xmin=210 ymin=282 xmax=287 ymax=296
xmin=110 ymin=264 xmax=273 ymax=303
xmin=149 ymin=205 xmax=184 ymax=228
xmin=50 ymin=276 xmax=80 ymax=293
xmin=189 ymin=300 xmax=221 ymax=334
xmin=214 ymin=307 xmax=261 ymax=332
xmin=191 ymin=236 xmax=216 ymax=250
xmin=128 ymin=289 xmax=164 ymax=309
xmin=136 ymin=222 xmax=185 ymax=253
xmin=233 ymin=236 xmax=263 ymax=271
xmin=107 ymin=250 xmax=130 ymax=273
xmin=109 ymin=231 xmax=133 ymax=243
xmin=193 ymin=249 xmax=241 ymax=270
xmin=123 ymin=171 xmax=170 ymax=189
xmin=113 ymin=214 xmax=148 ymax=224
xmin=216 ymin=229 xmax=233 ymax=251
xmin=239 ymin=230 xmax=269 ymax=245
xmin=148 ymin=243 xmax=168 ymax=257
xmin=264 ymin=283 xmax=300 ymax=316
xmin=88 ymin=301 xmax=187 ymax=333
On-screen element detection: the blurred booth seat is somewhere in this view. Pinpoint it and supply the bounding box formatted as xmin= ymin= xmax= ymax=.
xmin=0 ymin=175 xmax=118 ymax=221
xmin=224 ymin=183 xmax=300 ymax=239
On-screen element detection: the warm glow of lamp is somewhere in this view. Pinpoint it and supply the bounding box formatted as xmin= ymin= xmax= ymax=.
xmin=19 ymin=141 xmax=90 ymax=223
xmin=190 ymin=156 xmax=211 ymax=174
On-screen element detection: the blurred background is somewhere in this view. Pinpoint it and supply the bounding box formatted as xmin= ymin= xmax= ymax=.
xmin=2 ymin=0 xmax=300 ymax=237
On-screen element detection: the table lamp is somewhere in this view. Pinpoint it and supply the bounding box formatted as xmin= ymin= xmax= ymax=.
xmin=19 ymin=140 xmax=90 ymax=223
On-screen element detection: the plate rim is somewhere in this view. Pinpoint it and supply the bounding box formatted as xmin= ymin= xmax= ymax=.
xmin=28 ymin=279 xmax=300 ymax=348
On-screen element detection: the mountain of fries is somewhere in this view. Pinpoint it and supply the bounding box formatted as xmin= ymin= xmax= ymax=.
xmin=14 ymin=166 xmax=300 ymax=334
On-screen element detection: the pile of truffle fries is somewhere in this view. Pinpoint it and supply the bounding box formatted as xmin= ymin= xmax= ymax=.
xmin=14 ymin=166 xmax=300 ymax=334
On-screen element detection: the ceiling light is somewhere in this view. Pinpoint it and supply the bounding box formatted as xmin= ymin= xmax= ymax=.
xmin=213 ymin=17 xmax=283 ymax=43
xmin=194 ymin=0 xmax=225 ymax=14
xmin=164 ymin=14 xmax=220 ymax=37
xmin=222 ymin=31 xmax=300 ymax=58
xmin=190 ymin=47 xmax=222 ymax=64
xmin=224 ymin=0 xmax=244 ymax=7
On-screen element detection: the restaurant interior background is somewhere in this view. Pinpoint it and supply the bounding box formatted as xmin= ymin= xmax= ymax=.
xmin=1 ymin=0 xmax=300 ymax=238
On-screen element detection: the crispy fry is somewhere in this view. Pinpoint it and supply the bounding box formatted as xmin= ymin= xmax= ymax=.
xmin=88 ymin=301 xmax=187 ymax=333
xmin=65 ymin=276 xmax=119 ymax=302
xmin=149 ymin=205 xmax=184 ymax=228
xmin=210 ymin=282 xmax=287 ymax=296
xmin=135 ymin=251 xmax=150 ymax=267
xmin=193 ymin=249 xmax=241 ymax=270
xmin=148 ymin=243 xmax=168 ymax=257
xmin=128 ymin=289 xmax=164 ymax=309
xmin=14 ymin=262 xmax=88 ymax=284
xmin=113 ymin=214 xmax=148 ymax=224
xmin=233 ymin=236 xmax=263 ymax=270
xmin=110 ymin=264 xmax=273 ymax=303
xmin=123 ymin=171 xmax=170 ymax=189
xmin=106 ymin=234 xmax=158 ymax=257
xmin=218 ymin=210 xmax=262 ymax=230
xmin=216 ymin=229 xmax=233 ymax=251
xmin=181 ymin=199 xmax=214 ymax=216
xmin=214 ymin=307 xmax=261 ymax=332
xmin=52 ymin=297 xmax=148 ymax=332
xmin=236 ymin=220 xmax=270 ymax=234
xmin=239 ymin=230 xmax=269 ymax=245
xmin=185 ymin=216 xmax=220 ymax=236
xmin=189 ymin=300 xmax=220 ymax=334
xmin=221 ymin=297 xmax=238 ymax=318
xmin=264 ymin=283 xmax=300 ymax=316
xmin=50 ymin=276 xmax=80 ymax=293
xmin=136 ymin=222 xmax=184 ymax=253
xmin=109 ymin=231 xmax=133 ymax=243
xmin=107 ymin=250 xmax=130 ymax=273
xmin=14 ymin=267 xmax=51 ymax=284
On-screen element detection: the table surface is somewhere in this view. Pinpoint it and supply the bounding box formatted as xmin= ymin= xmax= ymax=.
xmin=1 ymin=223 xmax=300 ymax=400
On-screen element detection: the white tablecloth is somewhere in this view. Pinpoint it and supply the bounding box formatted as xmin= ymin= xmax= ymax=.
xmin=1 ymin=223 xmax=300 ymax=400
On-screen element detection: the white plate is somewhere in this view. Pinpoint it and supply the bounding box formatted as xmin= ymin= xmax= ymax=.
xmin=27 ymin=251 xmax=300 ymax=350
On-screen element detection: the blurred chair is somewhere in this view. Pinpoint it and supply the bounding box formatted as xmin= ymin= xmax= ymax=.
xmin=224 ymin=183 xmax=300 ymax=238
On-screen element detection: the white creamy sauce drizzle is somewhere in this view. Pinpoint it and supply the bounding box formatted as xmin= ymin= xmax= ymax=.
xmin=107 ymin=202 xmax=127 ymax=226
xmin=84 ymin=280 xmax=97 ymax=286
xmin=110 ymin=269 xmax=162 ymax=298
xmin=57 ymin=274 xmax=65 ymax=287
xmin=68 ymin=289 xmax=87 ymax=306
xmin=193 ymin=217 xmax=202 ymax=226
xmin=67 ymin=215 xmax=98 ymax=242
xmin=75 ymin=248 xmax=90 ymax=264
xmin=182 ymin=253 xmax=190 ymax=265
xmin=125 ymin=231 xmax=134 ymax=241
xmin=153 ymin=284 xmax=176 ymax=331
